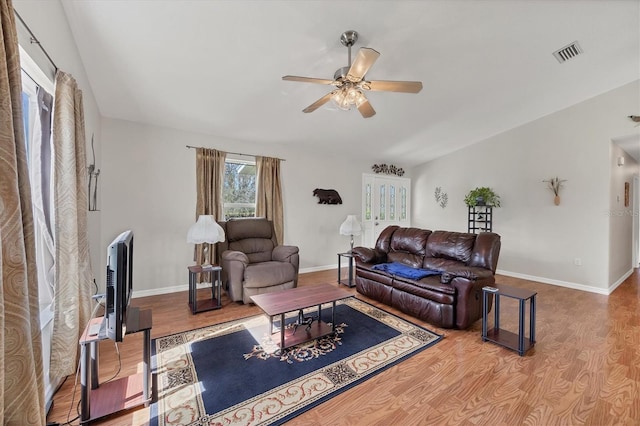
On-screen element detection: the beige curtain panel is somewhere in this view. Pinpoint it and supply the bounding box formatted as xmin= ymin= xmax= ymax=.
xmin=0 ymin=0 xmax=46 ymax=423
xmin=50 ymin=70 xmax=93 ymax=377
xmin=256 ymin=156 xmax=284 ymax=245
xmin=195 ymin=147 xmax=226 ymax=265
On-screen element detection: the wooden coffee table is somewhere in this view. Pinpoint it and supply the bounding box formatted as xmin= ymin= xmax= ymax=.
xmin=250 ymin=284 xmax=353 ymax=351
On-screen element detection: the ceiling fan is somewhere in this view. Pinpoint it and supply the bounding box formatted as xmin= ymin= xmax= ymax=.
xmin=282 ymin=30 xmax=423 ymax=118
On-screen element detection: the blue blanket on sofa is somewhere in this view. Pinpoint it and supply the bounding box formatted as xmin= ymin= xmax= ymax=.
xmin=372 ymin=262 xmax=441 ymax=280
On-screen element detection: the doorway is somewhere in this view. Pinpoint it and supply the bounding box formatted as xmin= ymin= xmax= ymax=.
xmin=361 ymin=173 xmax=411 ymax=247
xmin=633 ymin=174 xmax=639 ymax=268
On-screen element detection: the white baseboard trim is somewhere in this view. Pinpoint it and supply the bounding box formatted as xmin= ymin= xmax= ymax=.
xmin=300 ymin=264 xmax=335 ymax=274
xmin=496 ymin=269 xmax=612 ymax=295
xmin=132 ymin=284 xmax=188 ymax=299
xmin=133 ymin=266 xmax=632 ymax=299
xmin=608 ymin=268 xmax=634 ymax=294
xmin=132 ymin=265 xmax=633 ymax=298
xmin=132 ymin=265 xmax=338 ymax=299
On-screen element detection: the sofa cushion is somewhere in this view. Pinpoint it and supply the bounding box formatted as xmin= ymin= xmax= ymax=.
xmin=226 ymin=218 xmax=273 ymax=241
xmin=374 ymin=225 xmax=399 ymax=253
xmin=425 ymin=231 xmax=476 ymax=264
xmin=390 ymin=228 xmax=431 ymax=255
xmin=244 ymin=261 xmax=295 ymax=288
xmin=423 ymin=257 xmax=466 ymax=272
xmin=393 ymin=279 xmax=456 ymax=304
xmin=372 ymin=262 xmax=440 ymax=280
xmin=468 ymin=232 xmax=501 ymax=272
xmin=387 ymin=252 xmax=423 ymax=268
xmin=356 ymin=263 xmax=395 ymax=286
xmin=228 ymin=239 xmax=274 ymax=263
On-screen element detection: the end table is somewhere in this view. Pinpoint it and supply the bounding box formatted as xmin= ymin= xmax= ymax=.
xmin=337 ymin=252 xmax=355 ymax=288
xmin=482 ymin=283 xmax=537 ymax=356
xmin=187 ymin=264 xmax=222 ymax=314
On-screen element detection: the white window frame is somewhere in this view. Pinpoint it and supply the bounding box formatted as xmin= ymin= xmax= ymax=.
xmin=223 ymin=157 xmax=257 ymax=220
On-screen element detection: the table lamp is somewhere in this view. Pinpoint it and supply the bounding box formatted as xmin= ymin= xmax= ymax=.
xmin=339 ymin=215 xmax=362 ymax=252
xmin=187 ymin=215 xmax=225 ymax=266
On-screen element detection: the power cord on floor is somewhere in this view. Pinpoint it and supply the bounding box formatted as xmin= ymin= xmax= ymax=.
xmin=104 ymin=341 xmax=122 ymax=383
xmin=63 ymin=357 xmax=81 ymax=425
xmin=57 ymin=296 xmax=106 ymax=426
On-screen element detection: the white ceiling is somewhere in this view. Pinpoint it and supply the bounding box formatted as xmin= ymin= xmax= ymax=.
xmin=59 ymin=0 xmax=640 ymax=167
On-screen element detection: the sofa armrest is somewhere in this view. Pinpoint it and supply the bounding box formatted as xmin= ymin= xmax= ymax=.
xmin=273 ymin=245 xmax=300 ymax=287
xmin=445 ymin=266 xmax=493 ymax=281
xmin=451 ymin=275 xmax=495 ymax=329
xmin=222 ymin=250 xmax=249 ymax=264
xmin=352 ymin=247 xmax=387 ymax=264
xmin=221 ymin=250 xmax=249 ymax=302
xmin=273 ymin=245 xmax=299 ymax=263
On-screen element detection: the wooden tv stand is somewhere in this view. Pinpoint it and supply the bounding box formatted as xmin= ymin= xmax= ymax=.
xmin=79 ymin=307 xmax=152 ymax=424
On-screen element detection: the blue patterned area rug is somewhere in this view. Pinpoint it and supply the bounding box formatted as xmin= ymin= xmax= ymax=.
xmin=150 ymin=297 xmax=442 ymax=426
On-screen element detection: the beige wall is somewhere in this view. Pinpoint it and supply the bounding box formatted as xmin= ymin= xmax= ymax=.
xmin=100 ymin=118 xmax=373 ymax=296
xmin=14 ymin=0 xmax=640 ymax=297
xmin=412 ymin=80 xmax=640 ymax=293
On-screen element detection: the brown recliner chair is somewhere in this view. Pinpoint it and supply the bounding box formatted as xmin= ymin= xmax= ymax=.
xmin=217 ymin=218 xmax=299 ymax=304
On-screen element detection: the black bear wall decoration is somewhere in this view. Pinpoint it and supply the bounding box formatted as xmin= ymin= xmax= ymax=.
xmin=313 ymin=188 xmax=343 ymax=204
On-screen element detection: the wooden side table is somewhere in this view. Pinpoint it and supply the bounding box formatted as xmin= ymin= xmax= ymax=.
xmin=188 ymin=264 xmax=222 ymax=314
xmin=482 ymin=284 xmax=537 ymax=356
xmin=337 ymin=252 xmax=355 ymax=288
xmin=79 ymin=308 xmax=152 ymax=424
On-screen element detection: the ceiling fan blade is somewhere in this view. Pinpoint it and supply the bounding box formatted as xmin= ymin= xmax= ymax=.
xmin=302 ymin=91 xmax=335 ymax=113
xmin=282 ymin=75 xmax=335 ymax=85
xmin=357 ymin=98 xmax=376 ymax=118
xmin=347 ymin=47 xmax=380 ymax=82
xmin=367 ymin=80 xmax=423 ymax=93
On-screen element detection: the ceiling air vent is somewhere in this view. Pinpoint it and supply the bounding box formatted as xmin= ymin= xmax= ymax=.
xmin=553 ymin=41 xmax=583 ymax=63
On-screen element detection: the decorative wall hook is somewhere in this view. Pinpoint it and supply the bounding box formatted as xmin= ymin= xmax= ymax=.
xmin=88 ymin=134 xmax=100 ymax=211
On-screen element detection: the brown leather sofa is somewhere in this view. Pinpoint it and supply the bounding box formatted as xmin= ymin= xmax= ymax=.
xmin=352 ymin=226 xmax=501 ymax=329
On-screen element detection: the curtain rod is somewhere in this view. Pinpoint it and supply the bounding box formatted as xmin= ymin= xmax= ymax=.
xmin=14 ymin=10 xmax=58 ymax=72
xmin=185 ymin=145 xmax=286 ymax=161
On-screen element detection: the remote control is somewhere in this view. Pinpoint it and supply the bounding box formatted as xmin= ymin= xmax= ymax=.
xmin=483 ymin=286 xmax=499 ymax=292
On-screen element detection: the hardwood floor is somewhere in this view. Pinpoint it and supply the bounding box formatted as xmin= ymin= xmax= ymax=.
xmin=46 ymin=269 xmax=640 ymax=425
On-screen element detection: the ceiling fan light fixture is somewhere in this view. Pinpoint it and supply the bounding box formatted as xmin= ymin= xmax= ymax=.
xmin=331 ymin=83 xmax=367 ymax=111
xmin=283 ymin=30 xmax=422 ymax=118
xmin=345 ymin=86 xmax=359 ymax=103
xmin=353 ymin=90 xmax=367 ymax=107
xmin=332 ymin=85 xmax=366 ymax=111
xmin=332 ymin=88 xmax=351 ymax=110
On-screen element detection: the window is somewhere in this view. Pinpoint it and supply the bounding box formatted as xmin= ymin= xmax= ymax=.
xmin=19 ymin=45 xmax=57 ymax=407
xmin=21 ymin=68 xmax=54 ymax=312
xmin=223 ymin=159 xmax=257 ymax=219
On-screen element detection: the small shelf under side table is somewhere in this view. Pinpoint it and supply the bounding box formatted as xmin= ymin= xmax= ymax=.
xmin=188 ymin=264 xmax=222 ymax=314
xmin=482 ymin=283 xmax=537 ymax=356
xmin=337 ymin=252 xmax=355 ymax=288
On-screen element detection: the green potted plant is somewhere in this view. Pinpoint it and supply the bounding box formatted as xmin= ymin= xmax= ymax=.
xmin=464 ymin=187 xmax=501 ymax=207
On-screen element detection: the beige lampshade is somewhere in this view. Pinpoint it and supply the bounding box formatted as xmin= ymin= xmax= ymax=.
xmin=340 ymin=215 xmax=362 ymax=236
xmin=187 ymin=215 xmax=225 ymax=244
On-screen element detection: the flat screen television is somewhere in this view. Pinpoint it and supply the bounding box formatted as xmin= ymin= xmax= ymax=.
xmin=105 ymin=230 xmax=134 ymax=342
